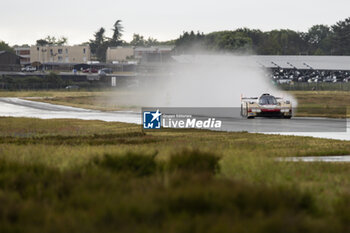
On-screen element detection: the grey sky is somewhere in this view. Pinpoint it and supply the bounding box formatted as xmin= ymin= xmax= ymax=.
xmin=1 ymin=0 xmax=349 ymax=45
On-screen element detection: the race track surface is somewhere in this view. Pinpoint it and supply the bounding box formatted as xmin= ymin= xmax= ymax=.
xmin=0 ymin=98 xmax=349 ymax=140
xmin=0 ymin=98 xmax=140 ymax=124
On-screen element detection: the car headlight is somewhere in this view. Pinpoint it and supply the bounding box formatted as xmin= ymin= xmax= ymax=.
xmin=281 ymin=108 xmax=290 ymax=113
xmin=252 ymin=109 xmax=261 ymax=113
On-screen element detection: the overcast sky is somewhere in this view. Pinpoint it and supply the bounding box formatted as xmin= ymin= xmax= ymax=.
xmin=1 ymin=0 xmax=350 ymax=46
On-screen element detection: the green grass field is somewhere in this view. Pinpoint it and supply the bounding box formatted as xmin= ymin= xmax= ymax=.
xmin=291 ymin=91 xmax=350 ymax=117
xmin=0 ymin=117 xmax=350 ymax=232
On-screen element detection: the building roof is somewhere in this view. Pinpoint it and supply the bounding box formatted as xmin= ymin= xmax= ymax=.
xmin=254 ymin=56 xmax=350 ymax=70
xmin=135 ymin=46 xmax=174 ymax=52
xmin=0 ymin=50 xmax=21 ymax=58
xmin=14 ymin=47 xmax=30 ymax=50
xmin=172 ymin=55 xmax=350 ymax=71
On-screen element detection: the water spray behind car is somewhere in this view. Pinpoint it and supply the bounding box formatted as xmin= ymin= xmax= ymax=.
xmin=138 ymin=53 xmax=297 ymax=108
xmin=108 ymin=52 xmax=297 ymax=109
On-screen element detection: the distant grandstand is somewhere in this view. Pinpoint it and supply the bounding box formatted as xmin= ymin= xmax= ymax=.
xmin=256 ymin=56 xmax=350 ymax=84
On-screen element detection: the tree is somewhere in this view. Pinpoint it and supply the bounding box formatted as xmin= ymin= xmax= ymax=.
xmin=205 ymin=31 xmax=252 ymax=52
xmin=13 ymin=44 xmax=30 ymax=48
xmin=175 ymin=31 xmax=205 ymax=53
xmin=258 ymin=30 xmax=307 ymax=55
xmin=145 ymin=37 xmax=159 ymax=47
xmin=89 ymin=27 xmax=107 ymax=61
xmin=110 ymin=20 xmax=123 ymax=46
xmin=307 ymin=25 xmax=331 ymax=45
xmin=130 ymin=34 xmax=146 ymax=47
xmin=129 ymin=34 xmax=160 ymax=47
xmin=331 ymin=17 xmax=350 ymax=55
xmin=36 ymin=39 xmax=49 ymax=46
xmin=95 ymin=28 xmax=106 ymax=45
xmin=235 ymin=28 xmax=265 ymax=53
xmin=36 ymin=36 xmax=68 ymax=46
xmin=0 ymin=41 xmax=14 ymax=53
xmin=89 ymin=20 xmax=125 ymax=61
xmin=305 ymin=25 xmax=332 ymax=54
xmin=56 ymin=37 xmax=68 ymax=46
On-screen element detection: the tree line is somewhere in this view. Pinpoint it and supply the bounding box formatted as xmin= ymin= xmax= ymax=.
xmin=175 ymin=17 xmax=350 ymax=55
xmin=88 ymin=20 xmax=173 ymax=61
xmin=2 ymin=17 xmax=350 ymax=62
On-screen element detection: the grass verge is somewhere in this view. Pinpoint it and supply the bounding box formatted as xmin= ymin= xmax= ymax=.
xmin=0 ymin=117 xmax=350 ymax=231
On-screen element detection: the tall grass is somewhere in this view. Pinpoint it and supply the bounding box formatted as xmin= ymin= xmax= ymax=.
xmin=0 ymin=150 xmax=349 ymax=233
xmin=93 ymin=152 xmax=158 ymax=176
xmin=167 ymin=149 xmax=221 ymax=174
xmin=0 ymin=118 xmax=350 ymax=231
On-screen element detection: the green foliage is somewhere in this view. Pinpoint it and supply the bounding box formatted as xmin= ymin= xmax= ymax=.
xmin=332 ymin=17 xmax=350 ymax=55
xmin=173 ymin=17 xmax=350 ymax=55
xmin=89 ymin=27 xmax=107 ymax=61
xmin=36 ymin=36 xmax=68 ymax=46
xmin=0 ymin=41 xmax=14 ymax=53
xmin=93 ymin=152 xmax=157 ymax=176
xmin=0 ymin=98 xmax=350 ymax=231
xmin=175 ymin=31 xmax=205 ymax=53
xmin=0 ymin=75 xmax=68 ymax=90
xmin=168 ymin=149 xmax=220 ymax=174
xmin=0 ymin=149 xmax=348 ymax=232
xmin=259 ymin=29 xmax=307 ymax=55
xmin=205 ymin=31 xmax=252 ymax=52
xmin=89 ymin=20 xmax=124 ymax=61
xmin=129 ymin=34 xmax=146 ymax=47
xmin=307 ymin=25 xmax=332 ymax=51
xmin=0 ymin=117 xmax=349 ymax=232
xmin=110 ymin=20 xmax=123 ymax=46
xmin=129 ymin=34 xmax=162 ymax=47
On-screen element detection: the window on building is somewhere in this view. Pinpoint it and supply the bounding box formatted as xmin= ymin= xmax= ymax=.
xmin=66 ymin=48 xmax=68 ymax=54
xmin=58 ymin=56 xmax=63 ymax=61
xmin=21 ymin=50 xmax=30 ymax=55
xmin=83 ymin=48 xmax=86 ymax=54
xmin=58 ymin=49 xmax=63 ymax=54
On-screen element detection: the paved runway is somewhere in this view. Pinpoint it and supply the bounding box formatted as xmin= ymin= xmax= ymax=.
xmin=0 ymin=98 xmax=349 ymax=140
xmin=0 ymin=98 xmax=140 ymax=124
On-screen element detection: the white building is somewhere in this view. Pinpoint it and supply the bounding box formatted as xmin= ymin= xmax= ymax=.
xmin=106 ymin=47 xmax=134 ymax=63
xmin=30 ymin=45 xmax=90 ymax=63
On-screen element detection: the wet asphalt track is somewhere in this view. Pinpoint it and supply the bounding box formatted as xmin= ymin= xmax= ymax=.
xmin=0 ymin=98 xmax=349 ymax=140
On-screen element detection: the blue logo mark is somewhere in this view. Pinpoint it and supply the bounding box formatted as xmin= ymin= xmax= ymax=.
xmin=143 ymin=109 xmax=162 ymax=129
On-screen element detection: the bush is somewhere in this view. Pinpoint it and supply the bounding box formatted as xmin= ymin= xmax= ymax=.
xmin=94 ymin=152 xmax=157 ymax=177
xmin=168 ymin=149 xmax=220 ymax=174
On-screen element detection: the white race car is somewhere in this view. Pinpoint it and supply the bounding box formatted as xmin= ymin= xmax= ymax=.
xmin=241 ymin=93 xmax=292 ymax=119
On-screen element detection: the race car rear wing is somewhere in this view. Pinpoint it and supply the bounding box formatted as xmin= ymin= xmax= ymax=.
xmin=240 ymin=94 xmax=258 ymax=101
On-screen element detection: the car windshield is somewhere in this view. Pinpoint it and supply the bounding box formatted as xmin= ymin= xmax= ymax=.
xmin=259 ymin=96 xmax=277 ymax=105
